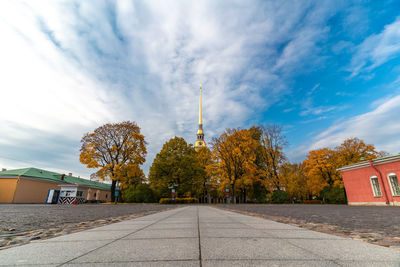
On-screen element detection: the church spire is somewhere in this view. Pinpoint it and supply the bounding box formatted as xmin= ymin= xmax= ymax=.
xmin=199 ymin=84 xmax=203 ymax=125
xmin=195 ymin=84 xmax=206 ymax=151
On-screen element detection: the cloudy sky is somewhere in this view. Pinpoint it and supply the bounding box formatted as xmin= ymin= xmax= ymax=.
xmin=1 ymin=0 xmax=400 ymax=178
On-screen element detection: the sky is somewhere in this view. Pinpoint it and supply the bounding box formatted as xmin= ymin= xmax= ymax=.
xmin=1 ymin=0 xmax=400 ymax=179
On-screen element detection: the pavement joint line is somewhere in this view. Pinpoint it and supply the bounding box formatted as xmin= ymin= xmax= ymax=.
xmin=216 ymin=207 xmax=338 ymax=264
xmin=56 ymin=206 xmax=189 ymax=267
xmin=35 ymin=237 xmax=198 ymax=242
xmin=197 ymin=206 xmax=203 ymax=267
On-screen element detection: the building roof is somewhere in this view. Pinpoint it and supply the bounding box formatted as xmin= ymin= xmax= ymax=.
xmin=0 ymin=167 xmax=111 ymax=191
xmin=337 ymin=154 xmax=400 ymax=172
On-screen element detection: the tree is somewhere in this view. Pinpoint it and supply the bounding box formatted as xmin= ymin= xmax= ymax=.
xmin=196 ymin=146 xmax=214 ymax=203
xmin=334 ymin=137 xmax=380 ymax=167
xmin=303 ymin=148 xmax=339 ymax=196
xmin=280 ymin=162 xmax=310 ymax=200
xmin=114 ymin=163 xmax=146 ymax=191
xmin=258 ymin=125 xmax=288 ymax=190
xmin=211 ymin=128 xmax=259 ymax=203
xmin=79 ymin=121 xmax=147 ymax=201
xmin=123 ymin=184 xmax=157 ymax=203
xmin=149 ymin=137 xmax=204 ymax=198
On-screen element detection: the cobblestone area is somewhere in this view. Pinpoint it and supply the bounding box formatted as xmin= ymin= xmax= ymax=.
xmin=0 ymin=204 xmax=175 ymax=249
xmin=217 ymin=204 xmax=400 ymax=250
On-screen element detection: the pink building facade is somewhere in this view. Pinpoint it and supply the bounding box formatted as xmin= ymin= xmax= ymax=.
xmin=338 ymin=154 xmax=400 ymax=206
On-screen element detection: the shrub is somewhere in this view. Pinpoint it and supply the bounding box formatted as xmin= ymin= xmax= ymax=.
xmin=301 ymin=200 xmax=323 ymax=204
xmin=320 ymin=186 xmax=346 ymax=204
xmin=159 ymin=197 xmax=199 ymax=204
xmin=159 ymin=198 xmax=172 ymax=204
xmin=271 ymin=190 xmax=289 ymax=204
xmin=123 ymin=184 xmax=157 ymax=203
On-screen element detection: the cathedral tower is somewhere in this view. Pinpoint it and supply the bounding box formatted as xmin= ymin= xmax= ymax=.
xmin=195 ymin=84 xmax=206 ymax=151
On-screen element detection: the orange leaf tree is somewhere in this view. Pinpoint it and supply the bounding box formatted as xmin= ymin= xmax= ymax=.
xmin=196 ymin=146 xmax=214 ymax=203
xmin=211 ymin=128 xmax=259 ymax=203
xmin=79 ymin=121 xmax=147 ymax=201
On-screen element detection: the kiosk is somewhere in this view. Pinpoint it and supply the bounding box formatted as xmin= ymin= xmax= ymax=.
xmin=58 ymin=184 xmax=86 ymax=204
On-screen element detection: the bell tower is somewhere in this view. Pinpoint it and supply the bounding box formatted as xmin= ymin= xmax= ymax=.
xmin=195 ymin=84 xmax=206 ymax=151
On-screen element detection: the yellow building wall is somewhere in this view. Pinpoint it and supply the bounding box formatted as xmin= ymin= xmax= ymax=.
xmin=86 ymin=188 xmax=110 ymax=202
xmin=1 ymin=177 xmax=110 ymax=203
xmin=0 ymin=178 xmax=18 ymax=203
xmin=13 ymin=178 xmax=59 ymax=204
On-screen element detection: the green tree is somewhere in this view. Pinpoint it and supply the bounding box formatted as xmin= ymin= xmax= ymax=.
xmin=149 ymin=137 xmax=204 ymax=198
xmin=123 ymin=184 xmax=157 ymax=203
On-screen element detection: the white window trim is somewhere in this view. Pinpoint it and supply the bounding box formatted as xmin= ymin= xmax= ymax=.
xmin=387 ymin=173 xmax=400 ymax=197
xmin=370 ymin=176 xmax=382 ymax=197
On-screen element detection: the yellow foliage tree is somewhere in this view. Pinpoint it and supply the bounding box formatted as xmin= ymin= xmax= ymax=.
xmin=196 ymin=146 xmax=214 ymax=203
xmin=258 ymin=125 xmax=287 ymax=190
xmin=303 ymin=137 xmax=384 ymax=197
xmin=304 ymin=148 xmax=339 ymax=195
xmin=79 ymin=121 xmax=147 ymax=201
xmin=280 ymin=162 xmax=309 ymax=200
xmin=211 ymin=128 xmax=259 ymax=203
xmin=334 ymin=137 xmax=380 ymax=167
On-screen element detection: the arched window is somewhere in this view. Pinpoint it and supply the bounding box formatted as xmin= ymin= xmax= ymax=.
xmin=388 ymin=173 xmax=400 ymax=196
xmin=370 ymin=176 xmax=382 ymax=197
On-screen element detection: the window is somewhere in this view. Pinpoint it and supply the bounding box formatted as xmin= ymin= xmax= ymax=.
xmin=388 ymin=173 xmax=400 ymax=196
xmin=370 ymin=176 xmax=382 ymax=197
xmin=94 ymin=193 xmax=97 ymax=197
xmin=76 ymin=191 xmax=83 ymax=197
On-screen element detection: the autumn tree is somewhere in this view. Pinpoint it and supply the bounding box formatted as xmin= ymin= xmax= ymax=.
xmin=114 ymin=162 xmax=146 ymax=190
xmin=280 ymin=162 xmax=310 ymax=200
xmin=79 ymin=121 xmax=147 ymax=201
xmin=211 ymin=128 xmax=259 ymax=203
xmin=196 ymin=146 xmax=214 ymax=203
xmin=303 ymin=137 xmax=384 ymax=198
xmin=334 ymin=137 xmax=381 ymax=167
xmin=303 ymin=148 xmax=339 ymax=195
xmin=258 ymin=125 xmax=287 ymax=190
xmin=149 ymin=137 xmax=204 ymax=198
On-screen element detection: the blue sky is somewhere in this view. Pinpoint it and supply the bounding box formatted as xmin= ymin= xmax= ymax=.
xmin=1 ymin=0 xmax=400 ymax=179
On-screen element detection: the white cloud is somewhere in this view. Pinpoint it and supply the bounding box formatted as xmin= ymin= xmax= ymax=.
xmin=289 ymin=94 xmax=400 ymax=161
xmin=0 ymin=0 xmax=342 ymax=176
xmin=349 ymin=17 xmax=400 ymax=77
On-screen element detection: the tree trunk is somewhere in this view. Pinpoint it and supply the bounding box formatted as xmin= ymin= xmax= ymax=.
xmin=111 ymin=180 xmax=116 ymax=202
xmin=231 ymin=184 xmax=236 ymax=204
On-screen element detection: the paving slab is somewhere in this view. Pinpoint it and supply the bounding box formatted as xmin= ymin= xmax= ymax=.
xmin=1 ymin=205 xmax=400 ymax=266
xmin=69 ymin=238 xmax=199 ymax=263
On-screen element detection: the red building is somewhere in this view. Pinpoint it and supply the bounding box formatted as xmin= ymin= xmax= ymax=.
xmin=338 ymin=154 xmax=400 ymax=206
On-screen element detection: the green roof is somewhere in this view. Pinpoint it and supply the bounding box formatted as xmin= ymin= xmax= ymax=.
xmin=0 ymin=167 xmax=111 ymax=191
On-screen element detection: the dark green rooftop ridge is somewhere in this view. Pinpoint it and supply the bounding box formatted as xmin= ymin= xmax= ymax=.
xmin=0 ymin=167 xmax=110 ymax=191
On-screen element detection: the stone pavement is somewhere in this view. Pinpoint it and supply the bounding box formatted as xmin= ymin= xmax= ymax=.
xmin=0 ymin=206 xmax=400 ymax=266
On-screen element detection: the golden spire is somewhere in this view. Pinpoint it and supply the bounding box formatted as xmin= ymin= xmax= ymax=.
xmin=195 ymin=84 xmax=206 ymax=151
xmin=199 ymin=84 xmax=203 ymax=125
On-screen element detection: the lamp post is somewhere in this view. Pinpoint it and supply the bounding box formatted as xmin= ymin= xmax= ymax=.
xmin=168 ymin=184 xmax=178 ymax=204
xmin=114 ymin=181 xmax=120 ymax=204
